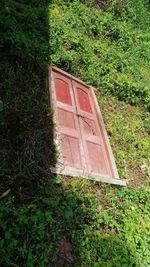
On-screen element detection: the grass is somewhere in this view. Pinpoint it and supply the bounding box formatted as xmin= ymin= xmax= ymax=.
xmin=0 ymin=0 xmax=150 ymax=266
xmin=0 ymin=177 xmax=150 ymax=266
xmin=97 ymin=92 xmax=150 ymax=186
xmin=50 ymin=0 xmax=150 ymax=110
xmin=0 ymin=60 xmax=149 ymax=266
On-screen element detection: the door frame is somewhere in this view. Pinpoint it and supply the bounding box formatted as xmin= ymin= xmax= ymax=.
xmin=48 ymin=66 xmax=126 ymax=186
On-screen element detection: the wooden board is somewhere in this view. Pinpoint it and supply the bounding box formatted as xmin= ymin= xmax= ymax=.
xmin=49 ymin=66 xmax=126 ymax=186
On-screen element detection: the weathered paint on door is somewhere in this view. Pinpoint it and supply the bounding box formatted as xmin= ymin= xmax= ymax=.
xmin=49 ymin=66 xmax=126 ymax=186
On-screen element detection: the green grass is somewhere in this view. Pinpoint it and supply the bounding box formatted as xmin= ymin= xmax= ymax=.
xmin=1 ymin=62 xmax=150 ymax=265
xmin=0 ymin=177 xmax=150 ymax=267
xmin=0 ymin=0 xmax=150 ymax=266
xmin=49 ymin=0 xmax=150 ymax=109
xmin=97 ymin=93 xmax=150 ymax=184
xmin=1 ymin=0 xmax=150 ymax=108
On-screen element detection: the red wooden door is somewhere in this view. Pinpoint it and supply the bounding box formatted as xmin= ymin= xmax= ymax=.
xmin=52 ymin=70 xmax=87 ymax=176
xmin=50 ymin=67 xmax=126 ymax=186
xmin=72 ymin=80 xmax=112 ymax=178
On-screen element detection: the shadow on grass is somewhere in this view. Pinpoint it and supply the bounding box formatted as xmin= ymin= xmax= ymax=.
xmin=0 ymin=1 xmax=56 ymax=200
xmin=0 ymin=57 xmax=57 ymax=200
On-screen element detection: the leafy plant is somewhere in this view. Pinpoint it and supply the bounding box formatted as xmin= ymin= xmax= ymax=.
xmin=0 ymin=179 xmax=150 ymax=266
xmin=1 ymin=0 xmax=150 ymax=266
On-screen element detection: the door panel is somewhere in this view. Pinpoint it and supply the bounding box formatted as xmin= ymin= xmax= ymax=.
xmin=57 ymin=108 xmax=76 ymax=129
xmin=55 ymin=78 xmax=72 ymax=105
xmin=53 ymin=71 xmax=86 ymax=171
xmin=82 ymin=117 xmax=98 ymax=136
xmin=86 ymin=141 xmax=108 ymax=174
xmin=61 ymin=135 xmax=82 ymax=169
xmin=72 ymin=80 xmax=112 ymax=177
xmin=76 ymin=87 xmax=92 ymax=113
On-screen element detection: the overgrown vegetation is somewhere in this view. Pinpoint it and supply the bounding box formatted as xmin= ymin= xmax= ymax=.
xmin=50 ymin=0 xmax=150 ymax=109
xmin=98 ymin=94 xmax=150 ymax=184
xmin=1 ymin=0 xmax=150 ymax=108
xmin=0 ymin=0 xmax=150 ymax=266
xmin=0 ymin=178 xmax=150 ymax=266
